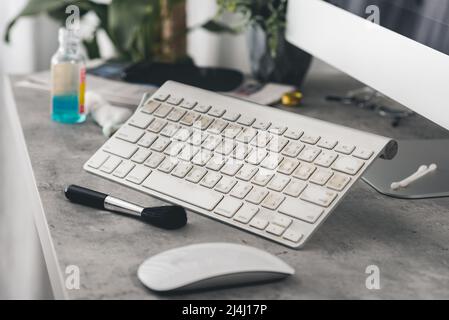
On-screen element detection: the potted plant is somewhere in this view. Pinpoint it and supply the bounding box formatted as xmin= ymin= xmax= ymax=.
xmin=205 ymin=0 xmax=312 ymax=86
xmin=4 ymin=0 xmax=187 ymax=63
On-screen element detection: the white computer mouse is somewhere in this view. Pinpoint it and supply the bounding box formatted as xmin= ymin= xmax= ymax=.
xmin=137 ymin=243 xmax=295 ymax=293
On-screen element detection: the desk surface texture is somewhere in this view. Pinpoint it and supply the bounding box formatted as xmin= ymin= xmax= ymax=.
xmin=12 ymin=62 xmax=449 ymax=299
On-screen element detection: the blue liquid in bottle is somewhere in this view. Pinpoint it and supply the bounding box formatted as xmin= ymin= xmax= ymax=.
xmin=52 ymin=94 xmax=86 ymax=123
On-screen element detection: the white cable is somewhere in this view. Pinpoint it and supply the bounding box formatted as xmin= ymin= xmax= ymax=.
xmin=391 ymin=164 xmax=438 ymax=190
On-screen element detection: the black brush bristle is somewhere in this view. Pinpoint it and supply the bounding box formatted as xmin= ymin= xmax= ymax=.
xmin=141 ymin=206 xmax=187 ymax=230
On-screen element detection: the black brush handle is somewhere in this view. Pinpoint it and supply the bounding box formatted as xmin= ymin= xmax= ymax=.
xmin=64 ymin=185 xmax=107 ymax=210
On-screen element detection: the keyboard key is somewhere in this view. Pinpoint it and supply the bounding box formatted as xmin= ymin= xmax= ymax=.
xmin=230 ymin=182 xmax=253 ymax=199
xmin=221 ymin=160 xmax=243 ymax=176
xmin=215 ymin=140 xmax=236 ymax=156
xmin=150 ymin=137 xmax=171 ymax=152
xmin=153 ymin=104 xmax=173 ymax=118
xmin=180 ymin=100 xmax=197 ymax=109
xmin=262 ymin=193 xmax=285 ymax=210
xmin=236 ymin=128 xmax=258 ymax=144
xmin=142 ymin=171 xmax=223 ymax=211
xmin=252 ymin=171 xmax=274 ymax=186
xmin=246 ymin=149 xmax=268 ymax=165
xmin=144 ymin=153 xmax=165 ymax=169
xmin=253 ymin=120 xmax=271 ymax=130
xmin=232 ymin=143 xmax=252 ymax=160
xmin=160 ymin=123 xmax=180 ymax=138
xmin=250 ymin=217 xmax=269 ymax=230
xmin=223 ymin=124 xmax=243 ymax=139
xmin=186 ymin=167 xmax=208 ymax=183
xmin=237 ymin=115 xmax=256 ymax=126
xmin=192 ymin=150 xmax=213 ymax=166
xmin=318 ymin=138 xmax=338 ymax=150
xmin=332 ymin=156 xmax=364 ymax=175
xmin=154 ymin=93 xmax=169 ymax=102
xmin=131 ymin=149 xmax=151 ymax=164
xmin=209 ymin=107 xmax=225 ymax=117
xmin=166 ymin=108 xmax=186 ymax=122
xmin=189 ymin=131 xmax=207 ymax=146
xmin=279 ymin=198 xmax=324 ymax=224
xmin=283 ymin=229 xmax=303 ymax=243
xmin=116 ymin=125 xmax=144 ymax=143
xmin=200 ymin=172 xmax=222 ymax=188
xmin=173 ymin=128 xmax=192 ymax=141
xmin=137 ymin=132 xmax=157 ymax=148
xmin=193 ymin=115 xmax=214 ymax=130
xmin=100 ymin=156 xmax=122 ymax=174
xmin=327 ymin=173 xmax=351 ymax=191
xmin=234 ymin=204 xmax=259 ymax=224
xmin=141 ymin=101 xmax=160 ymax=114
xmin=203 ymin=135 xmax=222 ymax=151
xmin=300 ymin=185 xmax=337 ymax=207
xmin=251 ymin=132 xmax=273 ymax=148
xmin=215 ymin=177 xmax=237 ymax=194
xmin=335 ymin=143 xmax=355 ymax=155
xmin=223 ymin=111 xmax=240 ymax=122
xmin=309 ymin=168 xmax=334 ymax=186
xmin=283 ymin=180 xmax=307 ymax=197
xmin=246 ymin=187 xmax=269 ymax=204
xmin=194 ymin=104 xmax=211 ymax=113
xmin=129 ymin=113 xmax=154 ymax=129
xmin=207 ymin=119 xmax=228 ymax=134
xmin=87 ymin=152 xmax=109 ymax=169
xmin=266 ymin=223 xmax=285 ymax=236
xmin=275 ymin=217 xmax=296 ymax=231
xmin=277 ymin=158 xmax=300 ymax=175
xmin=164 ymin=142 xmax=184 ymax=157
xmin=301 ymin=133 xmax=320 ymax=145
xmin=236 ymin=165 xmax=258 ymax=181
xmin=284 ymin=129 xmax=304 ymax=140
xmin=267 ymin=137 xmax=289 ymax=153
xmin=315 ymin=152 xmax=338 ymax=168
xmin=158 ymin=158 xmax=178 ymax=173
xmin=171 ymin=162 xmax=193 ymax=178
xmin=215 ymin=198 xmax=243 ymax=218
xmin=113 ymin=161 xmax=135 ymax=178
xmin=126 ymin=166 xmax=152 ymax=184
xmin=299 ymin=147 xmax=321 ymax=162
xmin=180 ymin=111 xmax=200 ymax=126
xmin=282 ymin=142 xmax=304 ymax=158
xmin=103 ymin=139 xmax=138 ymax=159
xmin=167 ymin=96 xmax=183 ymax=105
xmin=269 ymin=125 xmax=288 ymax=135
xmin=206 ymin=155 xmax=226 ymax=171
xmin=353 ymin=148 xmax=374 ymax=160
xmin=147 ymin=118 xmax=167 ymax=133
xmin=268 ymin=174 xmax=290 ymax=192
xmin=293 ymin=163 xmax=316 ymax=180
xmin=261 ymin=153 xmax=283 ymax=170
xmin=178 ymin=145 xmax=200 ymax=161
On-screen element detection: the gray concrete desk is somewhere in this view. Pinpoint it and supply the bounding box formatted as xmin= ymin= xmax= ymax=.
xmin=10 ymin=62 xmax=449 ymax=299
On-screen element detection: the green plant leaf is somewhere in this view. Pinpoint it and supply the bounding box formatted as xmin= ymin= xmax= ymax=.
xmin=108 ymin=0 xmax=157 ymax=60
xmin=200 ymin=20 xmax=239 ymax=34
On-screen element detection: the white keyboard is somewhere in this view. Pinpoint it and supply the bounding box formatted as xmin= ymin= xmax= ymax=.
xmin=84 ymin=81 xmax=397 ymax=249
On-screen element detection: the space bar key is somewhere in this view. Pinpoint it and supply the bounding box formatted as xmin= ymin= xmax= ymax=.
xmin=142 ymin=171 xmax=223 ymax=211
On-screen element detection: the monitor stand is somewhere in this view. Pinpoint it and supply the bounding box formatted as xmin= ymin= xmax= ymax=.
xmin=363 ymin=139 xmax=449 ymax=199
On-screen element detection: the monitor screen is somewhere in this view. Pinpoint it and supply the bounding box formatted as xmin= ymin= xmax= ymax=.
xmin=327 ymin=0 xmax=449 ymax=56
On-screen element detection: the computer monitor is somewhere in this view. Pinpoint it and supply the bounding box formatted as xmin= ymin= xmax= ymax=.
xmin=286 ymin=0 xmax=449 ymax=199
